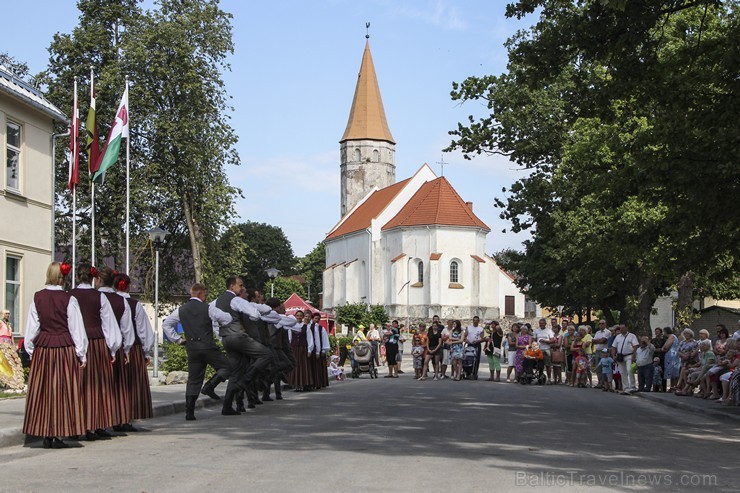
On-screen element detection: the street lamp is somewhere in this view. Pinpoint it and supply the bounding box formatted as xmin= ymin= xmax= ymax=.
xmin=148 ymin=226 xmax=168 ymax=378
xmin=557 ymin=305 xmax=564 ymax=324
xmin=265 ymin=267 xmax=280 ymax=298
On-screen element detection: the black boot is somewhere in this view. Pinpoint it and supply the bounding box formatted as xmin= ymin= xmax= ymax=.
xmin=221 ymin=390 xmax=241 ymax=416
xmin=185 ymin=395 xmax=197 ymax=421
xmin=201 ymin=375 xmax=224 ymax=400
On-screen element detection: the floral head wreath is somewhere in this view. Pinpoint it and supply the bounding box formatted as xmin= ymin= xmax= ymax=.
xmin=117 ymin=279 xmax=129 ymax=291
xmin=90 ymin=266 xmax=98 ymax=278
xmin=60 ymin=262 xmax=72 ymax=277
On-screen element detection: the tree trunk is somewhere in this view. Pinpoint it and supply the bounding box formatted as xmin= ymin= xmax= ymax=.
xmin=182 ymin=192 xmax=204 ymax=283
xmin=631 ymin=274 xmax=657 ymax=337
xmin=601 ymin=304 xmax=616 ymax=326
xmin=677 ymin=271 xmax=694 ymax=312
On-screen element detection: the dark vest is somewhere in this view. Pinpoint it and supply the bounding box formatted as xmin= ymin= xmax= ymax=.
xmin=268 ymin=323 xmax=282 ymax=349
xmin=33 ymin=290 xmax=74 ymax=348
xmin=257 ymin=318 xmax=271 ymax=345
xmin=70 ymin=288 xmax=104 ymax=339
xmin=178 ymin=299 xmax=217 ymax=350
xmin=239 ymin=313 xmax=262 ymax=341
xmin=291 ymin=324 xmax=308 ymax=348
xmin=215 ymin=291 xmax=242 ymax=337
xmin=310 ymin=323 xmax=324 ymax=353
xmin=103 ymin=291 xmax=125 ymax=325
xmin=126 ymin=297 xmax=142 ymax=346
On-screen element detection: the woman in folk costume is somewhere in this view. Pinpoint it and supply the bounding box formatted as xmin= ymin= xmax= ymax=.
xmin=114 ymin=274 xmax=154 ymax=421
xmin=96 ymin=266 xmax=135 ymax=431
xmin=287 ymin=310 xmax=314 ymax=391
xmin=308 ymin=312 xmax=330 ymax=389
xmin=23 ymin=262 xmax=88 ymax=449
xmin=70 ymin=263 xmax=122 ymax=440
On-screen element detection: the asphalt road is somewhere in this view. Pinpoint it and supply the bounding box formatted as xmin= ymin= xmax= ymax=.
xmin=0 ymin=375 xmax=737 ymax=493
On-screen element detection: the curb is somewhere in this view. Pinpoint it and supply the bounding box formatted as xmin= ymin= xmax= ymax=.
xmin=633 ymin=392 xmax=740 ymax=423
xmin=0 ymin=394 xmax=223 ymax=450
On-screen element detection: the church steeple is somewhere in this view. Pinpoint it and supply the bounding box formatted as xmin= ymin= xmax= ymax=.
xmin=340 ymin=36 xmax=396 ymax=217
xmin=340 ymin=40 xmax=395 ymax=145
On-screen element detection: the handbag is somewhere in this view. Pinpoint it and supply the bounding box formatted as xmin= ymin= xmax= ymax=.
xmin=616 ymin=335 xmax=627 ymax=362
xmin=551 ymin=349 xmax=564 ymax=363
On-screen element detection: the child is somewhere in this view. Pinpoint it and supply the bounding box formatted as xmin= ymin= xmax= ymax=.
xmin=598 ymin=348 xmax=614 ymax=392
xmin=411 ymin=335 xmax=425 ymax=379
xmin=652 ymin=356 xmax=664 ymax=392
xmin=328 ymin=355 xmax=345 ymax=381
xmin=613 ymin=358 xmax=622 ymax=391
xmin=574 ymin=350 xmax=590 ymax=388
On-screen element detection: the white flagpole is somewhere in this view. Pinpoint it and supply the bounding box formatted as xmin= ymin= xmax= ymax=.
xmin=125 ymin=75 xmax=130 ymax=274
xmin=90 ymin=66 xmax=96 ymax=267
xmin=72 ymin=77 xmax=78 ymax=282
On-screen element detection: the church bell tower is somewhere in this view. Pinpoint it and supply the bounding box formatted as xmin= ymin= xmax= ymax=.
xmin=339 ymin=36 xmax=396 ymax=217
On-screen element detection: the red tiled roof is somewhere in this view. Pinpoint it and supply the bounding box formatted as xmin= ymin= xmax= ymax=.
xmin=390 ymin=253 xmax=406 ymax=263
xmin=382 ymin=177 xmax=490 ymax=231
xmin=471 ymin=255 xmax=486 ymax=263
xmin=430 ymin=253 xmax=442 ymax=261
xmin=326 ymin=178 xmax=411 ymax=240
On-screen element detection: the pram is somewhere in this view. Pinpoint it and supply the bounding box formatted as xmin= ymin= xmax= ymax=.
xmin=351 ymin=341 xmax=378 ymax=379
xmin=520 ymin=357 xmax=547 ymax=385
xmin=462 ymin=345 xmax=477 ymax=379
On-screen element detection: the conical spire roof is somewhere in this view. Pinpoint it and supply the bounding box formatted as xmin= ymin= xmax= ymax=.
xmin=340 ymin=40 xmax=395 ymax=144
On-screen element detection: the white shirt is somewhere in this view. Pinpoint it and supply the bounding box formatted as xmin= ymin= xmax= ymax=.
xmin=593 ymin=329 xmax=612 ymax=351
xmin=74 ymin=283 xmax=122 ymax=357
xmin=636 ymin=343 xmax=655 ymax=366
xmin=261 ymin=311 xmax=301 ymax=332
xmin=307 ymin=322 xmax=330 ymax=355
xmin=118 ymin=291 xmax=155 ymax=356
xmin=163 ymin=297 xmax=232 ymax=343
xmin=533 ymin=327 xmax=555 ymax=350
xmin=98 ymin=286 xmax=135 ymax=355
xmin=24 ymin=286 xmax=89 ymax=363
xmin=466 ymin=325 xmax=484 ymax=344
xmin=367 ymin=329 xmax=380 ymax=341
xmin=611 ymin=332 xmax=639 ymax=355
xmin=229 ymin=296 xmax=272 ymax=320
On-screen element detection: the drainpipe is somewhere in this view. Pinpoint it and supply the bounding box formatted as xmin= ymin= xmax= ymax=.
xmin=51 ymin=131 xmax=70 ymax=259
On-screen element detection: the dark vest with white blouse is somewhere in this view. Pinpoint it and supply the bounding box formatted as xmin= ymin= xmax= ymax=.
xmin=178 ymin=299 xmax=217 ymax=350
xmin=33 ymin=290 xmax=74 ymax=348
xmin=291 ymin=324 xmax=308 ymax=349
xmin=126 ymin=297 xmax=142 ymax=346
xmin=310 ymin=323 xmax=324 ymax=354
xmin=69 ymin=288 xmax=104 ymax=339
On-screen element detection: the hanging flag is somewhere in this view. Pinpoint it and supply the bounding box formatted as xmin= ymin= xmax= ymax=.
xmin=86 ymin=76 xmax=100 ymax=174
xmin=93 ymin=84 xmax=128 ymax=184
xmin=68 ymin=78 xmax=79 ymax=192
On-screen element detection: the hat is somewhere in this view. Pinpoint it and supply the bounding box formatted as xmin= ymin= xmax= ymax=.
xmin=358 ymin=325 xmax=365 ymax=329
xmin=601 ymin=348 xmax=608 ymax=353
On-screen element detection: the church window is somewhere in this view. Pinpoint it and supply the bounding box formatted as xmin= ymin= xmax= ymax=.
xmin=417 ymin=260 xmax=424 ymax=283
xmin=372 ymin=149 xmax=379 ymax=162
xmin=354 ymin=148 xmax=361 ymax=162
xmin=449 ymin=260 xmax=459 ymax=283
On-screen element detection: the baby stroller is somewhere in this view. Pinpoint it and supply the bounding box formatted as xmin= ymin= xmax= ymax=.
xmin=520 ymin=357 xmax=547 ymax=385
xmin=351 ymin=341 xmax=378 ymax=379
xmin=462 ymin=346 xmax=477 ymax=379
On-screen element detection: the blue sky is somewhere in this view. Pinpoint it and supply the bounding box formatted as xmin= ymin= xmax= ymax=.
xmin=1 ymin=0 xmax=537 ymax=257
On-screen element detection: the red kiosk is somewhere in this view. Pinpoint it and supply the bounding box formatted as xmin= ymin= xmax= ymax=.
xmin=283 ymin=293 xmax=336 ymax=335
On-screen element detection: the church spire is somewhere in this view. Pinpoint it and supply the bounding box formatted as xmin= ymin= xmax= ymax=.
xmin=340 ymin=39 xmax=395 ymax=144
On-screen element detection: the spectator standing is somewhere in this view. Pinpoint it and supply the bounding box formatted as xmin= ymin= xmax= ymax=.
xmin=0 ymin=309 xmax=14 ymax=346
xmin=550 ymin=324 xmax=564 ymax=384
xmin=420 ymin=323 xmax=443 ymax=380
xmin=561 ymin=325 xmax=577 ymax=386
xmin=611 ymin=324 xmax=639 ymax=394
xmin=439 ymin=320 xmax=452 ymax=379
xmin=635 ymin=336 xmax=656 ymax=392
xmin=598 ymin=348 xmax=614 ymax=392
xmin=515 ymin=326 xmax=532 ymax=379
xmin=651 ymin=327 xmax=668 ymax=391
xmin=367 ymin=323 xmax=381 ymax=366
xmin=411 ymin=334 xmax=425 ymax=379
xmin=592 ymin=320 xmax=611 ymax=388
xmin=448 ymin=320 xmax=466 ymax=381
xmin=505 ymin=323 xmax=520 ymax=382
xmin=465 ymin=316 xmax=485 ymax=380
xmin=533 ymin=318 xmax=555 ymax=382
xmin=662 ymin=327 xmax=680 ymax=391
xmin=485 ymin=322 xmax=504 ymax=381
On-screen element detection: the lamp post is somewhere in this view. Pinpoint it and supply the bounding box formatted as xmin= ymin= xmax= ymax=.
xmin=557 ymin=305 xmax=564 ymax=324
xmin=148 ymin=226 xmax=168 ymax=378
xmin=265 ymin=267 xmax=280 ymax=298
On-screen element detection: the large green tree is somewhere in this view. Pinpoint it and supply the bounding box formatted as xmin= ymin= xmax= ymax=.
xmin=448 ymin=0 xmax=739 ymax=333
xmin=296 ymin=242 xmax=325 ymax=306
xmin=235 ymin=221 xmax=295 ymax=289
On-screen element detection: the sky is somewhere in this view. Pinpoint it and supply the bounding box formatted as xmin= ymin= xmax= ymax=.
xmin=1 ymin=0 xmax=539 ymax=257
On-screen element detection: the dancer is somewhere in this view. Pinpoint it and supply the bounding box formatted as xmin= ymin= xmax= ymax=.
xmin=70 ymin=263 xmax=121 ymax=441
xmin=23 ymin=262 xmax=88 ymax=449
xmin=162 ymin=283 xmax=233 ymax=420
xmin=308 ymin=312 xmax=330 ymax=389
xmin=287 ymin=310 xmax=314 ymax=391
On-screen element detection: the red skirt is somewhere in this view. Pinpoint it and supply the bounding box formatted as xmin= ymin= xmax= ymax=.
xmin=126 ymin=344 xmax=152 ymax=420
xmin=23 ymin=345 xmax=85 ymax=438
xmin=81 ymin=338 xmax=116 ymax=431
xmin=112 ymin=347 xmax=132 ymax=425
xmin=287 ymin=347 xmax=313 ymax=387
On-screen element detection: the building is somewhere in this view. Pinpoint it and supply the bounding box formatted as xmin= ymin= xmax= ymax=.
xmin=1 ymin=64 xmax=66 ymax=336
xmin=323 ymin=40 xmax=525 ymax=322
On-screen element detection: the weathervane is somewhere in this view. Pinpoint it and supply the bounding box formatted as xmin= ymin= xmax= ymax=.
xmin=366 ymin=22 xmax=370 ymax=39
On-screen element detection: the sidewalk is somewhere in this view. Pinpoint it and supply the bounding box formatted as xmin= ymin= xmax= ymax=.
xmin=633 ymin=389 xmax=740 ymax=423
xmin=0 ymin=382 xmax=221 ymax=449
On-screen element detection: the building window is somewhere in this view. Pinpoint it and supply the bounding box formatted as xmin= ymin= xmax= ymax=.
xmin=5 ymin=256 xmax=21 ymax=334
xmin=354 ymin=148 xmax=361 ymax=162
xmin=417 ymin=261 xmax=424 ymax=283
xmin=6 ymin=122 xmax=21 ymax=191
xmin=372 ymin=149 xmax=379 ymax=162
xmin=505 ymin=295 xmax=515 ymax=316
xmin=450 ymin=260 xmax=459 ymax=283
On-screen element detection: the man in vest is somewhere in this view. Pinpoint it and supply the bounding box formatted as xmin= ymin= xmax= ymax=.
xmin=162 ymin=283 xmax=233 ymax=420
xmin=214 ymin=276 xmax=273 ymax=415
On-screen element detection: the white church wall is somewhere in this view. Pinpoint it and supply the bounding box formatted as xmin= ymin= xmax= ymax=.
xmin=498 ymin=270 xmax=525 ymax=318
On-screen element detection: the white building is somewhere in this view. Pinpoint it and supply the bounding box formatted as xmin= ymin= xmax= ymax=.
xmin=1 ymin=64 xmax=66 ymax=336
xmin=323 ymin=41 xmax=525 ymax=322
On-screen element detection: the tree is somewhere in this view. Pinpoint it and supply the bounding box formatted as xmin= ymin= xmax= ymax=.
xmin=334 ymin=302 xmax=389 ymax=331
xmin=447 ymin=1 xmax=739 ymax=333
xmin=0 ymin=52 xmax=32 ymax=81
xmin=235 ymin=221 xmax=295 ymax=289
xmin=265 ymin=277 xmax=305 ymax=302
xmin=296 ymin=242 xmax=325 ymax=306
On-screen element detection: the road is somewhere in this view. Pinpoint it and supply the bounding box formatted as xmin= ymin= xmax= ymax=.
xmin=0 ymin=375 xmax=737 ymax=492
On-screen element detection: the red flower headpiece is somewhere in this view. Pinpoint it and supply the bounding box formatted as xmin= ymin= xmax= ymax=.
xmin=90 ymin=266 xmax=98 ymax=278
xmin=117 ymin=279 xmax=128 ymax=291
xmin=60 ymin=262 xmax=72 ymax=277
xmin=112 ymin=270 xmax=119 ymax=276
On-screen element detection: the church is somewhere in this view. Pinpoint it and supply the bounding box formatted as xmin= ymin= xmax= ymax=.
xmin=322 ymin=39 xmax=526 ymax=322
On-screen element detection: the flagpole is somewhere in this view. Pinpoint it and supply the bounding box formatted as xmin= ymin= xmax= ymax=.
xmin=90 ymin=66 xmax=96 ymax=267
xmin=72 ymin=76 xmax=78 ymax=282
xmin=125 ymin=75 xmax=130 ymax=274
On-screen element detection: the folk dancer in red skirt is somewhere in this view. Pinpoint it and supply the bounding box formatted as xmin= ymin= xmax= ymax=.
xmin=287 ymin=310 xmax=314 ymax=391
xmin=308 ymin=312 xmax=330 ymax=389
xmin=96 ymin=266 xmax=135 ymax=432
xmin=23 ymin=262 xmax=88 ymax=449
xmin=115 ymin=274 xmax=154 ymax=424
xmin=70 ymin=263 xmax=122 ymax=441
